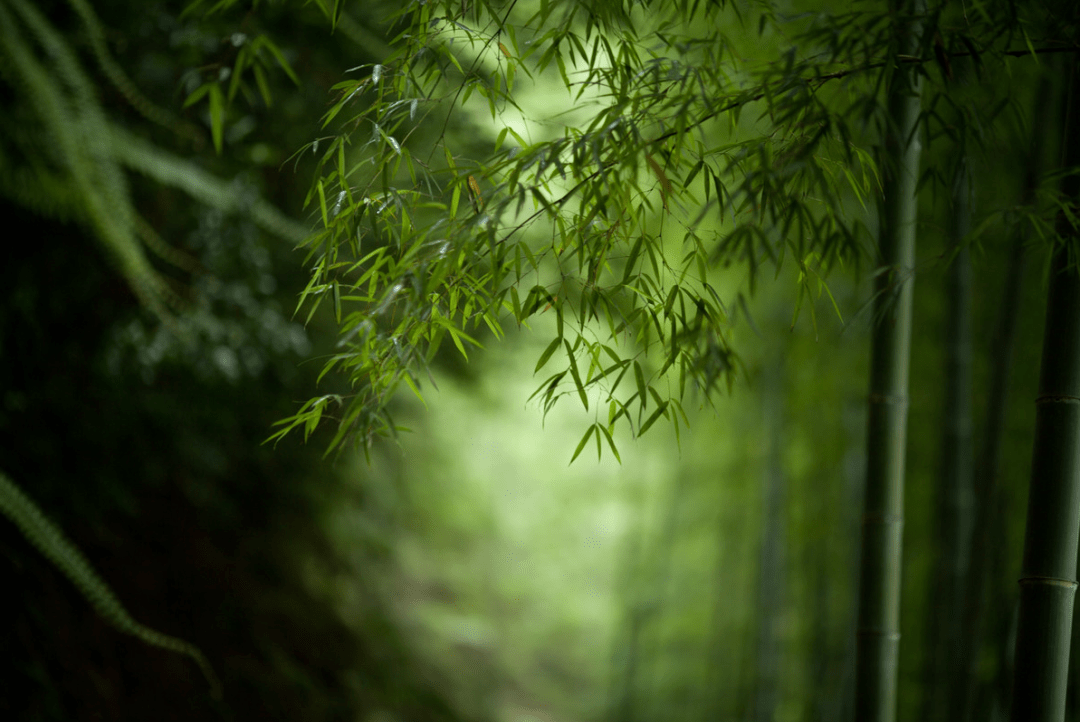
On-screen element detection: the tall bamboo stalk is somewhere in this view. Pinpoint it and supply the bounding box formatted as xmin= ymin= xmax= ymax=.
xmin=853 ymin=2 xmax=923 ymax=720
xmin=752 ymin=358 xmax=785 ymax=722
xmin=1008 ymin=60 xmax=1080 ymax=722
xmin=960 ymin=70 xmax=1056 ymax=722
xmin=960 ymin=235 xmax=1025 ymax=722
xmin=923 ymin=155 xmax=973 ymax=722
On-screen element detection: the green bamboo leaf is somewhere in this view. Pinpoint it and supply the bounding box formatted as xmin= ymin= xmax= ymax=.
xmin=208 ymin=82 xmax=224 ymax=154
xmin=182 ymin=82 xmax=210 ymax=109
xmin=304 ymin=397 xmax=325 ymax=439
xmin=260 ymin=36 xmax=300 ymax=85
xmin=664 ymin=284 xmax=679 ymax=315
xmin=252 ymin=63 xmax=272 ymax=105
xmin=598 ymin=424 xmax=621 ymax=463
xmin=402 ymin=373 xmax=427 ymax=407
xmin=684 ymin=158 xmax=705 ymax=187
xmin=433 ymin=314 xmax=481 ymax=359
xmin=447 ymin=327 xmax=468 ymax=364
xmin=569 ymin=424 xmax=595 ymax=464
xmin=531 ymin=187 xmax=554 ymax=215
xmin=601 ymin=344 xmax=621 ymax=364
xmin=565 ymin=340 xmax=588 ymax=410
xmin=450 ymin=184 xmax=461 ymax=218
xmin=638 ymin=401 xmax=668 ymax=436
xmin=535 ymin=336 xmax=562 ymax=373
xmin=506 ymin=126 xmax=528 ymax=147
xmin=227 ymin=46 xmax=246 ymax=102
xmin=622 ymin=235 xmax=644 ymax=285
xmin=633 ymin=361 xmax=647 ymax=411
xmin=528 ymin=371 xmax=565 ymax=404
xmin=555 ymin=53 xmax=570 ymax=91
xmin=510 ymin=285 xmax=522 ymax=323
xmin=317 ymin=179 xmax=329 ymax=227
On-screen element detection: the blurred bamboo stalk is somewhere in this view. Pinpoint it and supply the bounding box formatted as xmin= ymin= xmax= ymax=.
xmin=853 ymin=2 xmax=923 ymax=720
xmin=923 ymin=150 xmax=973 ymax=722
xmin=1008 ymin=57 xmax=1080 ymax=722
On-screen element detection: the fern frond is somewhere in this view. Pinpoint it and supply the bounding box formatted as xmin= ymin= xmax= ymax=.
xmin=0 ymin=154 xmax=82 ymax=222
xmin=0 ymin=0 xmax=310 ymax=333
xmin=107 ymin=124 xmax=311 ymax=245
xmin=134 ymin=214 xmax=205 ymax=275
xmin=0 ymin=0 xmax=176 ymax=319
xmin=0 ymin=472 xmax=222 ymax=699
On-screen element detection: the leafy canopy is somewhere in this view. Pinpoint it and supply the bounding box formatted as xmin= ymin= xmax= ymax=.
xmin=271 ymin=0 xmax=1053 ymax=459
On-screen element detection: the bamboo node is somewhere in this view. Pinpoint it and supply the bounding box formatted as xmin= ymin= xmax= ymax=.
xmin=1034 ymin=394 xmax=1080 ymax=405
xmin=867 ymin=393 xmax=908 ymax=406
xmin=1017 ymin=576 xmax=1078 ymax=589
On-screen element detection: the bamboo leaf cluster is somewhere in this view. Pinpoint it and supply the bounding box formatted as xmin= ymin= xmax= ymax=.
xmin=279 ymin=0 xmax=909 ymax=456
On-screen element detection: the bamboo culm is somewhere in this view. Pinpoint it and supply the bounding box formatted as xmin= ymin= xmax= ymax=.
xmin=1008 ymin=58 xmax=1080 ymax=722
xmin=853 ymin=2 xmax=924 ymax=720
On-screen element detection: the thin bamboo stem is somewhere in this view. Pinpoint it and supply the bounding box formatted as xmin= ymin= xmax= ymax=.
xmin=853 ymin=2 xmax=923 ymax=720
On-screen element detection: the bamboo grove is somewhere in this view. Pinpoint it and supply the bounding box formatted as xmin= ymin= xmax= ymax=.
xmin=3 ymin=0 xmax=1080 ymax=718
xmin=267 ymin=0 xmax=1080 ymax=720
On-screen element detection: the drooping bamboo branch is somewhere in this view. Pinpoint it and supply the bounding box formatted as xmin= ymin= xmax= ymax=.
xmin=853 ymin=1 xmax=924 ymax=720
xmin=1008 ymin=58 xmax=1080 ymax=722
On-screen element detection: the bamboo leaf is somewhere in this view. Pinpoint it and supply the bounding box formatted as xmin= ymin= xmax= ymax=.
xmin=638 ymin=401 xmax=668 ymax=436
xmin=645 ymin=152 xmax=671 ymax=210
xmin=565 ymin=339 xmax=588 ymax=410
xmin=402 ymin=373 xmax=426 ymax=407
xmin=535 ymin=336 xmax=562 ymax=373
xmin=468 ymin=175 xmax=483 ymax=213
xmin=317 ymin=179 xmax=329 ymax=227
xmin=208 ymin=82 xmax=224 ymax=154
xmin=450 ymin=184 xmax=462 ymax=218
xmin=569 ymin=424 xmax=595 ymax=464
xmin=182 ymin=82 xmax=210 ymax=109
xmin=598 ymin=424 xmax=621 ymax=464
xmin=633 ymin=361 xmax=647 ymax=411
xmin=261 ymin=37 xmax=300 ymax=85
